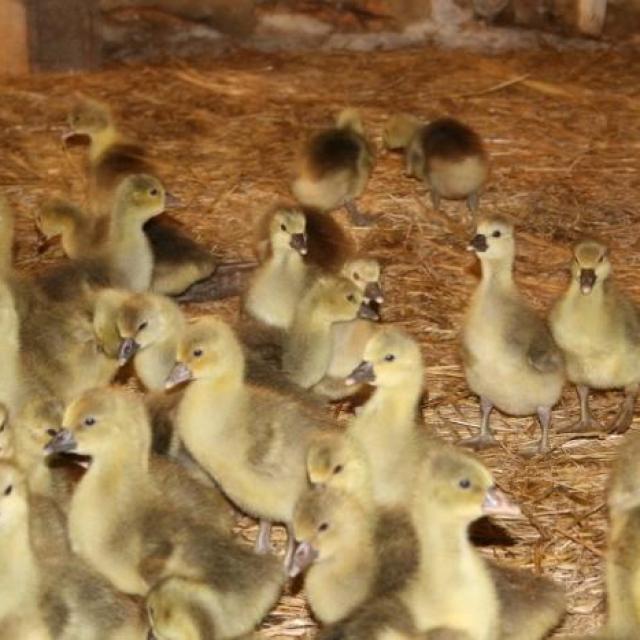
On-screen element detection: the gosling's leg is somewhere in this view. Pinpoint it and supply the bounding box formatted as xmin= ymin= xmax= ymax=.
xmin=283 ymin=523 xmax=296 ymax=570
xmin=344 ymin=200 xmax=376 ymax=227
xmin=255 ymin=519 xmax=272 ymax=554
xmin=559 ymin=385 xmax=601 ymax=433
xmin=609 ymin=385 xmax=638 ymax=434
xmin=466 ymin=191 xmax=480 ymax=217
xmin=520 ymin=407 xmax=552 ymax=458
xmin=461 ymin=396 xmax=498 ymax=450
xmin=430 ymin=189 xmax=441 ymax=212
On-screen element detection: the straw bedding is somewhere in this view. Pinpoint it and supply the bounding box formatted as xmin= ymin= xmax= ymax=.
xmin=1 ymin=42 xmax=639 ymax=637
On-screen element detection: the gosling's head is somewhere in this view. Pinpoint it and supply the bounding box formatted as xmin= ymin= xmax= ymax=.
xmin=166 ymin=317 xmax=243 ymax=388
xmin=116 ymin=294 xmax=183 ymax=366
xmin=418 ymin=447 xmax=520 ymax=524
xmin=347 ymin=327 xmax=423 ymax=389
xmin=571 ymin=240 xmax=610 ymax=295
xmin=68 ymin=98 xmax=112 ymax=138
xmin=608 ymin=432 xmax=640 ymax=513
xmin=289 ymin=486 xmax=369 ymax=578
xmin=147 ymin=577 xmax=213 ymax=640
xmin=341 ymin=258 xmax=383 ymax=305
xmin=115 ymin=174 xmax=165 ymax=221
xmin=308 ymin=276 xmax=377 ymax=324
xmin=468 ymin=216 xmax=515 ymax=265
xmin=45 ymin=388 xmax=150 ymax=463
xmin=268 ymin=207 xmax=307 ymax=256
xmin=382 ymin=113 xmax=421 ymax=150
xmin=0 ymin=461 xmax=28 ymax=533
xmin=307 ymin=432 xmax=370 ymax=499
xmin=335 ymin=108 xmax=364 ymax=135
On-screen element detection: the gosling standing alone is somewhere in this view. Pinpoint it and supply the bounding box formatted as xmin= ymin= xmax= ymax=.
xmin=292 ymin=109 xmax=375 ymax=227
xmin=550 ymin=240 xmax=640 ymax=434
xmin=462 ymin=216 xmax=565 ymax=455
xmin=384 ymin=114 xmax=489 ymax=216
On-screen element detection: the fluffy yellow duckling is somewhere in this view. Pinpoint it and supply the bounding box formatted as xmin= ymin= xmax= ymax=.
xmin=94 ymin=289 xmax=185 ymax=390
xmin=346 ymin=327 xmax=427 ymax=506
xmin=401 ymin=446 xmax=521 ymax=639
xmin=550 ymin=240 xmax=640 ymax=434
xmin=462 ymin=216 xmax=565 ymax=455
xmin=244 ymin=206 xmax=309 ymax=330
xmin=284 ymin=274 xmax=377 ymax=390
xmin=384 ymin=114 xmax=489 ymax=215
xmin=45 ymin=387 xmax=283 ymax=613
xmin=292 ymin=109 xmax=375 ymax=227
xmin=166 ymin=316 xmax=335 ymax=561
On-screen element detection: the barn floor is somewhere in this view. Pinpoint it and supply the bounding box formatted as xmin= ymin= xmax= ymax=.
xmin=2 ymin=43 xmax=640 ymax=637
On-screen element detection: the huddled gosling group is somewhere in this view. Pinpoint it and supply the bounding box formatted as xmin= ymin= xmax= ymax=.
xmin=0 ymin=95 xmax=635 ymax=640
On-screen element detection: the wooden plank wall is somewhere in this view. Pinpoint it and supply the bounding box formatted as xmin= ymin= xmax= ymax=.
xmin=0 ymin=0 xmax=29 ymax=75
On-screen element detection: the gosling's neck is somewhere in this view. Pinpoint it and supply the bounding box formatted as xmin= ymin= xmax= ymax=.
xmin=357 ymin=372 xmax=423 ymax=429
xmin=89 ymin=125 xmax=120 ymax=163
xmin=478 ymin=255 xmax=515 ymax=295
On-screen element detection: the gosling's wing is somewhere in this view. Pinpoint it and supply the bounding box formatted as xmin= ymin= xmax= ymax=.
xmin=505 ymin=301 xmax=563 ymax=374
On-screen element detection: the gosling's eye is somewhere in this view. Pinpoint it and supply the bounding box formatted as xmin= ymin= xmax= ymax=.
xmin=333 ymin=465 xmax=343 ymax=475
xmin=459 ymin=479 xmax=471 ymax=489
xmin=3 ymin=485 xmax=12 ymax=496
xmin=0 ymin=422 xmax=4 ymax=433
xmin=193 ymin=349 xmax=203 ymax=358
xmin=353 ymin=272 xmax=360 ymax=281
xmin=138 ymin=321 xmax=148 ymax=331
xmin=280 ymin=224 xmax=287 ymax=232
xmin=83 ymin=417 xmax=96 ymax=427
xmin=347 ymin=294 xmax=356 ymax=303
xmin=384 ymin=354 xmax=395 ymax=362
xmin=318 ymin=522 xmax=329 ymax=532
xmin=492 ymin=230 xmax=501 ymax=238
xmin=149 ymin=188 xmax=159 ymax=197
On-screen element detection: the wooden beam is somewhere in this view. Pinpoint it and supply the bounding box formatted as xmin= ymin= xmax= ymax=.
xmin=27 ymin=0 xmax=101 ymax=72
xmin=0 ymin=0 xmax=29 ymax=75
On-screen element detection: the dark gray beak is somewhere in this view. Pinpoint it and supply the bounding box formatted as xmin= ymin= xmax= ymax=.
xmin=290 ymin=233 xmax=308 ymax=256
xmin=165 ymin=362 xmax=193 ymax=389
xmin=147 ymin=631 xmax=157 ymax=640
xmin=364 ymin=281 xmax=384 ymax=305
xmin=44 ymin=428 xmax=77 ymax=455
xmin=468 ymin=234 xmax=488 ymax=253
xmin=287 ymin=540 xmax=318 ymax=578
xmin=579 ymin=269 xmax=596 ymax=295
xmin=358 ymin=302 xmax=379 ymax=321
xmin=346 ymin=360 xmax=375 ymax=386
xmin=118 ymin=338 xmax=140 ymax=365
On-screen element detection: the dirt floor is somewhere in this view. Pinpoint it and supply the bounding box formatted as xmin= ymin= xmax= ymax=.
xmin=1 ymin=42 xmax=640 ymax=637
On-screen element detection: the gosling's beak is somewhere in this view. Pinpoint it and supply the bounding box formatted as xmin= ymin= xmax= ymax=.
xmin=147 ymin=631 xmax=158 ymax=640
xmin=287 ymin=540 xmax=318 ymax=578
xmin=579 ymin=269 xmax=596 ymax=295
xmin=467 ymin=234 xmax=488 ymax=253
xmin=364 ymin=282 xmax=384 ymax=305
xmin=482 ymin=486 xmax=521 ymax=518
xmin=165 ymin=362 xmax=193 ymax=389
xmin=357 ymin=302 xmax=379 ymax=321
xmin=346 ymin=360 xmax=375 ymax=386
xmin=34 ymin=224 xmax=55 ymax=254
xmin=164 ymin=192 xmax=181 ymax=209
xmin=118 ymin=338 xmax=140 ymax=365
xmin=44 ymin=428 xmax=77 ymax=455
xmin=290 ymin=233 xmax=308 ymax=256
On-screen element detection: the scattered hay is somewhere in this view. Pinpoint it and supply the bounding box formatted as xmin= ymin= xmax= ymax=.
xmin=1 ymin=43 xmax=639 ymax=637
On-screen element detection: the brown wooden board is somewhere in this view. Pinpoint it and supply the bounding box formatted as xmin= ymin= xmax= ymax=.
xmin=0 ymin=0 xmax=29 ymax=75
xmin=26 ymin=0 xmax=100 ymax=72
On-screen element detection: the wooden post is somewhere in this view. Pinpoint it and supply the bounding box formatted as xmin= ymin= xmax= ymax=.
xmin=0 ymin=0 xmax=29 ymax=75
xmin=577 ymin=0 xmax=607 ymax=35
xmin=27 ymin=0 xmax=101 ymax=72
